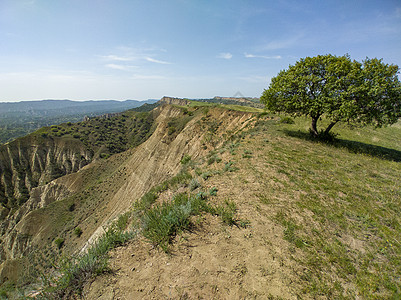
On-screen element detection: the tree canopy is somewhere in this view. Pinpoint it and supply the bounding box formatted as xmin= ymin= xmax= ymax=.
xmin=260 ymin=54 xmax=401 ymax=137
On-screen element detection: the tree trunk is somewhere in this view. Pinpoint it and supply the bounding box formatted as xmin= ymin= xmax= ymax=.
xmin=324 ymin=121 xmax=338 ymax=135
xmin=311 ymin=116 xmax=319 ymax=137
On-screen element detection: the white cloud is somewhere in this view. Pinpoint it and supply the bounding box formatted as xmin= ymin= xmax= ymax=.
xmin=105 ymin=64 xmax=136 ymax=71
xmin=131 ymin=74 xmax=167 ymax=80
xmin=217 ymin=52 xmax=233 ymax=59
xmin=101 ymin=55 xmax=134 ymax=61
xmin=145 ymin=57 xmax=172 ymax=65
xmin=244 ymin=53 xmax=281 ymax=59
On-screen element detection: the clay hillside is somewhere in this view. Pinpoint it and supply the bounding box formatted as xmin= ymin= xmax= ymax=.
xmin=0 ymin=97 xmax=400 ymax=299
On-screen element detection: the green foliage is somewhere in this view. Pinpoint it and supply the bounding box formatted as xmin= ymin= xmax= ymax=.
xmin=209 ymin=200 xmax=238 ymax=226
xmin=209 ymin=187 xmax=218 ymax=196
xmin=261 ymin=54 xmax=401 ymax=136
xmin=74 ymin=227 xmax=83 ymax=237
xmin=223 ymin=161 xmax=238 ymax=172
xmin=279 ymin=116 xmax=295 ymax=124
xmin=167 ymin=113 xmax=194 ymax=136
xmin=54 ymin=238 xmax=64 ymax=249
xmin=180 ymin=154 xmax=192 ymax=165
xmin=42 ymin=222 xmax=133 ymax=298
xmin=168 ymin=126 xmax=176 ymax=135
xmin=142 ymin=193 xmax=208 ymax=252
xmin=189 ymin=178 xmax=201 ymax=191
xmin=0 ymin=100 xmax=157 ymax=144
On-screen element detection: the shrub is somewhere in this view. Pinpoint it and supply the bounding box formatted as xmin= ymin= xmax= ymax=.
xmin=168 ymin=126 xmax=176 ymax=135
xmin=44 ymin=226 xmax=133 ymax=298
xmin=142 ymin=193 xmax=208 ymax=252
xmin=189 ymin=178 xmax=201 ymax=191
xmin=279 ymin=116 xmax=295 ymax=124
xmin=54 ymin=238 xmax=64 ymax=249
xmin=209 ymin=187 xmax=218 ymax=196
xmin=180 ymin=154 xmax=191 ymax=165
xmin=224 ymin=161 xmax=238 ymax=172
xmin=208 ymin=200 xmax=238 ymax=226
xmin=74 ymin=227 xmax=83 ymax=237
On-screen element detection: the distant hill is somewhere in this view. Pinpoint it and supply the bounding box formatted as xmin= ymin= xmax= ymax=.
xmin=0 ymin=99 xmax=158 ymax=143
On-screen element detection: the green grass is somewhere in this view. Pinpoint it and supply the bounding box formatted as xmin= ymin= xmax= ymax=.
xmin=249 ymin=115 xmax=401 ymax=298
xmin=39 ymin=214 xmax=133 ymax=299
xmin=186 ymin=100 xmax=263 ymax=113
xmin=141 ymin=193 xmax=208 ymax=252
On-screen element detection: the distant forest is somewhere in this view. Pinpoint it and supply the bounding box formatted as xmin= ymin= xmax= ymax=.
xmin=0 ymin=99 xmax=157 ymax=144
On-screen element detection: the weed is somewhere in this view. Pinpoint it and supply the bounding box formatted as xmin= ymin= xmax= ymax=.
xmin=209 ymin=200 xmax=238 ymax=226
xmin=54 ymin=238 xmax=64 ymax=249
xmin=74 ymin=227 xmax=83 ymax=237
xmin=180 ymin=154 xmax=191 ymax=165
xmin=189 ymin=178 xmax=201 ymax=191
xmin=279 ymin=116 xmax=295 ymax=124
xmin=223 ymin=161 xmax=238 ymax=172
xmin=41 ymin=224 xmax=133 ymax=298
xmin=209 ymin=187 xmax=218 ymax=196
xmin=142 ymin=193 xmax=208 ymax=252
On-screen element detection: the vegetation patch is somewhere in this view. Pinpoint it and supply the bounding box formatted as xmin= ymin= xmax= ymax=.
xmin=39 ymin=214 xmax=133 ymax=299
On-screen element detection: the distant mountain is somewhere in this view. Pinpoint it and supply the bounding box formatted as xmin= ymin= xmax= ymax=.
xmin=0 ymin=99 xmax=157 ymax=115
xmin=0 ymin=99 xmax=158 ymax=144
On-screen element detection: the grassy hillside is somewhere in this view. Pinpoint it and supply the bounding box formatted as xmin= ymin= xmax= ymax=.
xmin=0 ymin=99 xmax=157 ymax=144
xmin=1 ymin=103 xmax=400 ymax=299
xmin=37 ymin=112 xmax=401 ymax=299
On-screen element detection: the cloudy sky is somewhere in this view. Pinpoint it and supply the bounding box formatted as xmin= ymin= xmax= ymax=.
xmin=0 ymin=0 xmax=400 ymax=102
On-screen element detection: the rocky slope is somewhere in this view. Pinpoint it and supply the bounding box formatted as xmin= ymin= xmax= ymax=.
xmin=0 ymin=136 xmax=92 ymax=209
xmin=0 ymin=101 xmax=255 ymax=289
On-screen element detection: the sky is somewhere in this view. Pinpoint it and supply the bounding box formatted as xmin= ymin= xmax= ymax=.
xmin=0 ymin=0 xmax=400 ymax=102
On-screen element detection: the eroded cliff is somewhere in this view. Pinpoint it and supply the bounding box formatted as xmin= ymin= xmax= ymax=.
xmin=0 ymin=102 xmax=255 ymax=288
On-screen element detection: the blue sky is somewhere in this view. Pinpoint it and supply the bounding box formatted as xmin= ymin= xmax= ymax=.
xmin=0 ymin=0 xmax=400 ymax=102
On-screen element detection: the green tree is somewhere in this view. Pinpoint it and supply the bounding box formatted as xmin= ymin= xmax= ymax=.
xmin=260 ymin=54 xmax=401 ymax=137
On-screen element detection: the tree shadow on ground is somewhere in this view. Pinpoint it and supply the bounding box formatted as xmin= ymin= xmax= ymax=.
xmin=283 ymin=130 xmax=401 ymax=162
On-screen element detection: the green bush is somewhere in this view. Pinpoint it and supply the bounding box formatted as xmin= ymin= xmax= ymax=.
xmin=279 ymin=116 xmax=295 ymax=124
xmin=208 ymin=200 xmax=238 ymax=226
xmin=180 ymin=154 xmax=191 ymax=165
xmin=168 ymin=126 xmax=176 ymax=135
xmin=209 ymin=187 xmax=218 ymax=196
xmin=74 ymin=227 xmax=83 ymax=237
xmin=142 ymin=193 xmax=207 ymax=252
xmin=54 ymin=238 xmax=64 ymax=249
xmin=189 ymin=178 xmax=201 ymax=191
xmin=43 ymin=225 xmax=133 ymax=298
xmin=223 ymin=161 xmax=238 ymax=172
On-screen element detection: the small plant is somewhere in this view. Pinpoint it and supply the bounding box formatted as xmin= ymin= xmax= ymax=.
xmin=209 ymin=187 xmax=218 ymax=196
xmin=68 ymin=203 xmax=75 ymax=212
xmin=142 ymin=193 xmax=208 ymax=252
xmin=180 ymin=154 xmax=191 ymax=165
xmin=208 ymin=200 xmax=238 ymax=226
xmin=54 ymin=238 xmax=64 ymax=249
xmin=168 ymin=126 xmax=176 ymax=135
xmin=189 ymin=178 xmax=201 ymax=191
xmin=242 ymin=149 xmax=253 ymax=158
xmin=74 ymin=227 xmax=83 ymax=237
xmin=223 ymin=161 xmax=238 ymax=172
xmin=201 ymin=171 xmax=212 ymax=180
xmin=279 ymin=116 xmax=295 ymax=124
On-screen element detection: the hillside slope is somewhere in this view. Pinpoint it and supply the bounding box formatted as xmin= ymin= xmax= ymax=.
xmin=0 ymin=101 xmax=254 ymax=295
xmin=0 ymin=99 xmax=157 ymax=144
xmin=0 ymin=99 xmax=400 ymax=299
xmin=83 ymin=115 xmax=401 ymax=299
